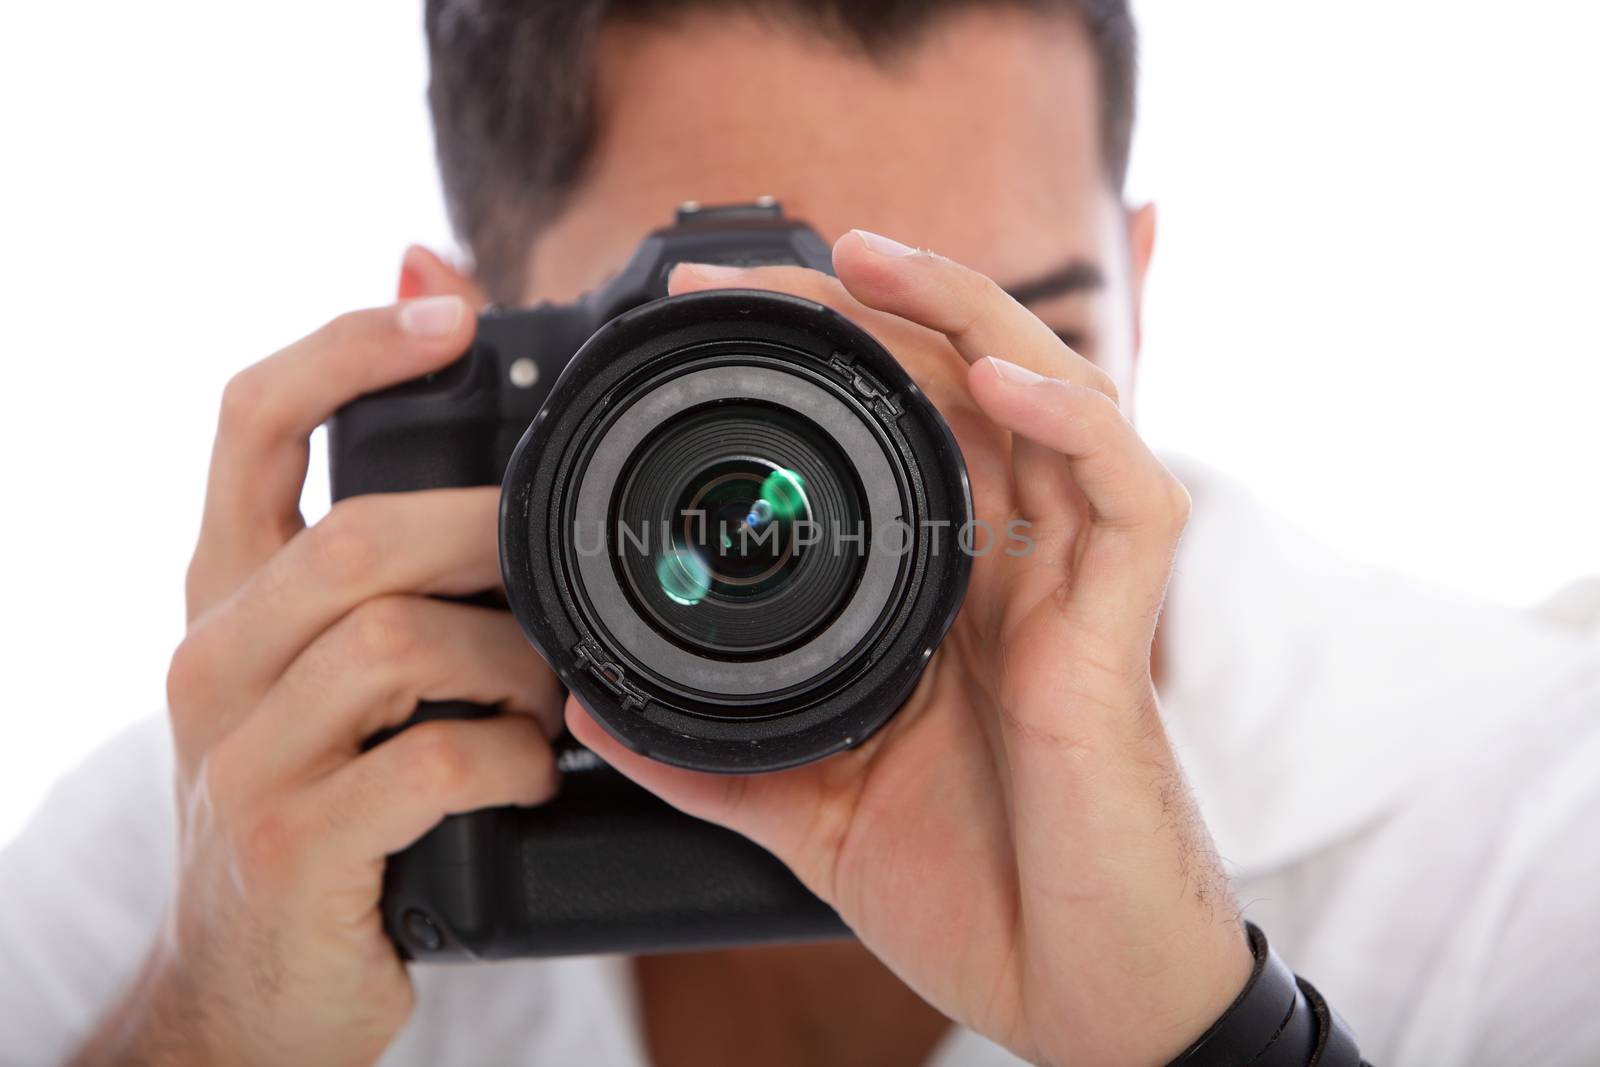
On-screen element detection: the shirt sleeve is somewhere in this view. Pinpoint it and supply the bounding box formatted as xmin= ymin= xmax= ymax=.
xmin=0 ymin=716 xmax=176 ymax=1066
xmin=1464 ymin=727 xmax=1600 ymax=1067
xmin=1465 ymin=588 xmax=1600 ymax=1064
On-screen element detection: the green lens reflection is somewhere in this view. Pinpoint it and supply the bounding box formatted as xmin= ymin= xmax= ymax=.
xmin=656 ymin=548 xmax=712 ymax=606
xmin=755 ymin=468 xmax=806 ymax=523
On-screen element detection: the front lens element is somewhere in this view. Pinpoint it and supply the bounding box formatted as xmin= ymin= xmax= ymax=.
xmin=655 ymin=548 xmax=712 ymax=606
xmin=614 ymin=402 xmax=866 ymax=659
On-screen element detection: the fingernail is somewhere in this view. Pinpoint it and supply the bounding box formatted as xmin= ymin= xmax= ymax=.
xmin=852 ymin=229 xmax=918 ymax=257
xmin=398 ymin=295 xmax=464 ymax=338
xmin=985 ymin=356 xmax=1046 ymax=386
xmin=677 ymin=261 xmax=747 ymax=281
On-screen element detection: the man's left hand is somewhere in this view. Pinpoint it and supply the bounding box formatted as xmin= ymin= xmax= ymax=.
xmin=568 ymin=230 xmax=1253 ymax=1067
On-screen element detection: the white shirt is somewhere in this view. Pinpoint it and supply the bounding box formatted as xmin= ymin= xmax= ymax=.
xmin=3 ymin=459 xmax=1597 ymax=1066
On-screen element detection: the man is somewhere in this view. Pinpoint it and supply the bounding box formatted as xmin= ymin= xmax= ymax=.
xmin=3 ymin=1 xmax=1597 ymax=1064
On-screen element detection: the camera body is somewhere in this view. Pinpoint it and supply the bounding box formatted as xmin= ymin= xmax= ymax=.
xmin=330 ymin=201 xmax=834 ymax=501
xmin=329 ymin=202 xmax=970 ymax=959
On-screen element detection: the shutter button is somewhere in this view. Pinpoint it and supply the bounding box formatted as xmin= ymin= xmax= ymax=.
xmin=401 ymin=908 xmax=444 ymax=952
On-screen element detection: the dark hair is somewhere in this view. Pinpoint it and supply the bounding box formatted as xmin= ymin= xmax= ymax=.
xmin=425 ymin=0 xmax=1137 ymax=302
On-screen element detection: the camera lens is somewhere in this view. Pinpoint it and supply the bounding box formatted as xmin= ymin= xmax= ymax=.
xmin=613 ymin=402 xmax=866 ymax=658
xmin=500 ymin=289 xmax=971 ymax=772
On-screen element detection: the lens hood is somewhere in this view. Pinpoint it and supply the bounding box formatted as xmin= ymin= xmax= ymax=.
xmin=500 ymin=289 xmax=971 ymax=773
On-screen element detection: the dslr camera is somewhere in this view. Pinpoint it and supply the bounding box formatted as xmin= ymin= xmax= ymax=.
xmin=330 ymin=201 xmax=971 ymax=959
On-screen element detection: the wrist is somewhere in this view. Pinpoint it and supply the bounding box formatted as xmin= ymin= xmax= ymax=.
xmin=1029 ymin=916 xmax=1256 ymax=1067
xmin=1162 ymin=924 xmax=1368 ymax=1067
xmin=70 ymin=939 xmax=220 ymax=1067
xmin=1151 ymin=918 xmax=1258 ymax=1063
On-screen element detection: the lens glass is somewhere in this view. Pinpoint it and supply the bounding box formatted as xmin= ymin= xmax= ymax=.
xmin=612 ymin=401 xmax=867 ymax=657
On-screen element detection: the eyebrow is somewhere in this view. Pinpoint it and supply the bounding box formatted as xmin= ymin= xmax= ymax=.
xmin=1000 ymin=259 xmax=1107 ymax=306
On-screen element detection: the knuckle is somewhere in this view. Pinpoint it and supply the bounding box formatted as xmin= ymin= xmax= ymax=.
xmin=166 ymin=629 xmax=220 ymax=722
xmin=319 ymin=308 xmax=370 ymax=350
xmin=1085 ymin=365 xmax=1122 ymax=408
xmin=401 ymin=723 xmax=473 ymax=798
xmin=972 ymin=268 xmax=1008 ymax=308
xmin=307 ymin=499 xmax=384 ymax=582
xmin=1075 ymin=382 xmax=1123 ymax=426
xmin=218 ymin=364 xmax=283 ymax=440
xmin=949 ymin=269 xmax=1001 ymax=334
xmin=342 ymin=597 xmax=425 ymax=669
xmin=1159 ymin=476 xmax=1193 ymax=534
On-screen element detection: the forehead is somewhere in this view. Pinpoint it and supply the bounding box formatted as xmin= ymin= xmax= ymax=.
xmin=526 ymin=7 xmax=1110 ymax=302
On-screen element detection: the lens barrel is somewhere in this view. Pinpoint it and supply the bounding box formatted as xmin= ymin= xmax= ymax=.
xmin=501 ymin=289 xmax=971 ymax=773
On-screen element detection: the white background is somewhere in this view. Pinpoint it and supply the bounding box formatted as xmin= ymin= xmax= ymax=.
xmin=1 ymin=1 xmax=1595 ymax=846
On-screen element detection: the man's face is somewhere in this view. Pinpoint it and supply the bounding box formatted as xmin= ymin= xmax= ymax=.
xmin=523 ymin=7 xmax=1151 ymax=399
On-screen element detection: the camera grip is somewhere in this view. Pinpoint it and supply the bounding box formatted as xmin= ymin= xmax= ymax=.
xmin=375 ymin=704 xmax=847 ymax=960
xmin=383 ymin=738 xmax=845 ymax=960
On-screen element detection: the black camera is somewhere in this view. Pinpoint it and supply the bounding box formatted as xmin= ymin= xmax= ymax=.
xmin=329 ymin=202 xmax=971 ymax=959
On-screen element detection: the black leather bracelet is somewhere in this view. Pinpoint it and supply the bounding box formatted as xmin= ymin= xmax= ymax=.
xmin=1163 ymin=923 xmax=1368 ymax=1067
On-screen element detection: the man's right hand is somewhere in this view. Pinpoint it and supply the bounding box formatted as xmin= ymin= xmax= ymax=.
xmin=72 ymin=296 xmax=563 ymax=1067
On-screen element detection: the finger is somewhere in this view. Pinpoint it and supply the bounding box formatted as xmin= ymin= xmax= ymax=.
xmin=665 ymin=260 xmax=956 ymax=381
xmin=969 ymin=356 xmax=1181 ymax=526
xmin=219 ymin=596 xmax=562 ymax=791
xmin=969 ymin=355 xmax=1189 ymax=653
xmin=666 ymin=261 xmax=910 ymax=342
xmin=831 ymin=229 xmax=1120 ymax=402
xmin=306 ymin=714 xmax=559 ymax=863
xmin=666 ymin=261 xmax=990 ymax=454
xmin=188 ymin=297 xmax=475 ymax=618
xmin=171 ymin=487 xmax=503 ymax=754
xmin=564 ymin=699 xmax=839 ymax=896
